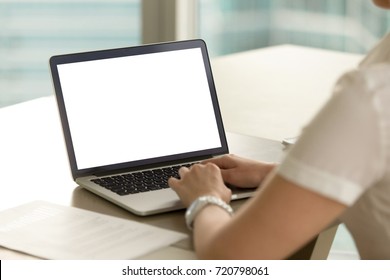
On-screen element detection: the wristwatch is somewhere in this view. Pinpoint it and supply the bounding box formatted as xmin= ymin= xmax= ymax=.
xmin=185 ymin=195 xmax=233 ymax=230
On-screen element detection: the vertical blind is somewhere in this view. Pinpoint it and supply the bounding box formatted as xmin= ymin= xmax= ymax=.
xmin=2 ymin=0 xmax=390 ymax=107
xmin=0 ymin=0 xmax=140 ymax=107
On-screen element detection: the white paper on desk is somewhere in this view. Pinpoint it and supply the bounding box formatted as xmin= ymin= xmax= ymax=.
xmin=0 ymin=201 xmax=187 ymax=259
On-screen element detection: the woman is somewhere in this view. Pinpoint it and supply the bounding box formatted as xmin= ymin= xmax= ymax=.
xmin=168 ymin=0 xmax=390 ymax=259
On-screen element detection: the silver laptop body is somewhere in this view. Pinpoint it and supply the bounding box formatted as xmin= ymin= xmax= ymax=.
xmin=50 ymin=39 xmax=250 ymax=216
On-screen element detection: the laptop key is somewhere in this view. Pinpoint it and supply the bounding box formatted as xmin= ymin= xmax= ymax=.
xmin=91 ymin=163 xmax=198 ymax=196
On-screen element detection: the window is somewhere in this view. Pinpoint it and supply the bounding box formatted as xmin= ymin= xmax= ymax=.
xmin=198 ymin=0 xmax=390 ymax=57
xmin=2 ymin=0 xmax=389 ymax=107
xmin=0 ymin=0 xmax=140 ymax=107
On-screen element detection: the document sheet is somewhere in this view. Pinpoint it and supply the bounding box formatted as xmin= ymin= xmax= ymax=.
xmin=0 ymin=201 xmax=187 ymax=259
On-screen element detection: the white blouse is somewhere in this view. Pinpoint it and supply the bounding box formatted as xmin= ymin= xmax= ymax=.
xmin=277 ymin=33 xmax=390 ymax=259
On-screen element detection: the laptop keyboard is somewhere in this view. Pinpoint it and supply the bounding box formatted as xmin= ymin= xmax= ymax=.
xmin=91 ymin=163 xmax=194 ymax=196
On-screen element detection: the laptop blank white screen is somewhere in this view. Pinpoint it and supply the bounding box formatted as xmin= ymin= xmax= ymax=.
xmin=57 ymin=48 xmax=222 ymax=170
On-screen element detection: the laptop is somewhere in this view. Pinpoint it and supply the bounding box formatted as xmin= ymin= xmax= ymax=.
xmin=50 ymin=39 xmax=252 ymax=216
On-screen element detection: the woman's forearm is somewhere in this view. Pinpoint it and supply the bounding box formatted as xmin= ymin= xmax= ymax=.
xmin=193 ymin=205 xmax=233 ymax=259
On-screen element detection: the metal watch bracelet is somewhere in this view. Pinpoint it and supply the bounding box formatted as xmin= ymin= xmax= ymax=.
xmin=185 ymin=195 xmax=233 ymax=230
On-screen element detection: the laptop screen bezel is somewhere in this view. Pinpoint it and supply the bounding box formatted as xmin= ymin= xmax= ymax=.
xmin=50 ymin=39 xmax=228 ymax=179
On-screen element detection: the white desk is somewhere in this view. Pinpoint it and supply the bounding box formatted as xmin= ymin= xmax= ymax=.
xmin=212 ymin=44 xmax=362 ymax=140
xmin=0 ymin=45 xmax=362 ymax=259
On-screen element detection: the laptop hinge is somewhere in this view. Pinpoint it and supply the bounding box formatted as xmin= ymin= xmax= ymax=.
xmin=92 ymin=155 xmax=213 ymax=177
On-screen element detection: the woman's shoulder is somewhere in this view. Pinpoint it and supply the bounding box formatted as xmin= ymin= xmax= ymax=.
xmin=335 ymin=63 xmax=390 ymax=99
xmin=359 ymin=32 xmax=390 ymax=66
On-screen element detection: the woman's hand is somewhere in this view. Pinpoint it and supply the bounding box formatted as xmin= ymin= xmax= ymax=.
xmin=168 ymin=154 xmax=276 ymax=207
xmin=203 ymin=154 xmax=276 ymax=188
xmin=168 ymin=163 xmax=232 ymax=207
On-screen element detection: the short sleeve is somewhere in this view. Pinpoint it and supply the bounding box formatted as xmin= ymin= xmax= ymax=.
xmin=277 ymin=68 xmax=385 ymax=206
